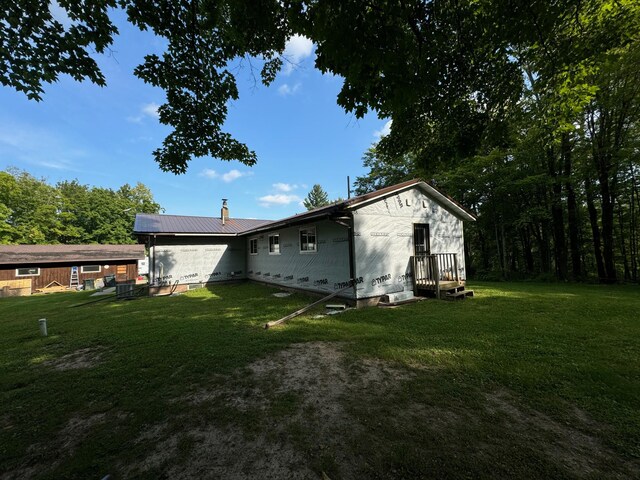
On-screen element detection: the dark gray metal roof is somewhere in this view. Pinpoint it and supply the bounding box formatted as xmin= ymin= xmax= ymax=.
xmin=0 ymin=244 xmax=145 ymax=265
xmin=134 ymin=214 xmax=273 ymax=235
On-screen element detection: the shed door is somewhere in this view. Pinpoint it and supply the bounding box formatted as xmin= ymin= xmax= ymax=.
xmin=413 ymin=224 xmax=430 ymax=256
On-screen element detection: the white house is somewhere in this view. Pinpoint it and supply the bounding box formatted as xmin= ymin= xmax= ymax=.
xmin=134 ymin=180 xmax=476 ymax=305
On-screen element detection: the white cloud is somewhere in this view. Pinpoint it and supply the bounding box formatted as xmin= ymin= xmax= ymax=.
xmin=199 ymin=168 xmax=218 ymax=179
xmin=142 ymin=102 xmax=160 ymax=119
xmin=282 ymin=35 xmax=314 ymax=75
xmin=259 ymin=194 xmax=302 ymax=207
xmin=198 ymin=168 xmax=252 ymax=183
xmin=278 ymin=83 xmax=301 ymax=96
xmin=127 ymin=102 xmax=161 ymax=123
xmin=273 ymin=182 xmax=298 ymax=192
xmin=373 ymin=119 xmax=392 ymax=139
xmin=222 ymin=169 xmax=248 ymax=183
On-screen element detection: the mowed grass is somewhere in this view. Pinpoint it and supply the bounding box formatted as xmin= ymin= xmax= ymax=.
xmin=0 ymin=281 xmax=639 ymax=479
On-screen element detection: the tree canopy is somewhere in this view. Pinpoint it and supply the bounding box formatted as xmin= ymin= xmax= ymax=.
xmin=4 ymin=1 xmax=638 ymax=174
xmin=355 ymin=35 xmax=640 ymax=283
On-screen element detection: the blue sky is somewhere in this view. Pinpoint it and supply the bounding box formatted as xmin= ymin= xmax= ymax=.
xmin=0 ymin=8 xmax=391 ymax=221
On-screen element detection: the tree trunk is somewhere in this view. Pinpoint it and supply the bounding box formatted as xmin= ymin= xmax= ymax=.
xmin=585 ymin=176 xmax=606 ymax=281
xmin=547 ymin=147 xmax=568 ymax=280
xmin=598 ymin=169 xmax=617 ymax=282
xmin=631 ymin=166 xmax=638 ymax=282
xmin=521 ymin=228 xmax=535 ymax=274
xmin=495 ymin=218 xmax=505 ymax=277
xmin=562 ymin=134 xmax=582 ymax=279
xmin=617 ymin=203 xmax=630 ymax=281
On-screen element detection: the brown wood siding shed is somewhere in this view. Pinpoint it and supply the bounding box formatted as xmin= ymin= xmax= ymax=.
xmin=0 ymin=261 xmax=138 ymax=292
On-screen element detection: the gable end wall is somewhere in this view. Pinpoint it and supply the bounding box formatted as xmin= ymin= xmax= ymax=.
xmin=352 ymin=186 xmax=466 ymax=299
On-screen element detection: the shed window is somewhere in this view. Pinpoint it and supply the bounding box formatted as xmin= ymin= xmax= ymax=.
xmin=16 ymin=267 xmax=40 ymax=276
xmin=249 ymin=238 xmax=258 ymax=255
xmin=81 ymin=265 xmax=101 ymax=273
xmin=300 ymin=227 xmax=317 ymax=253
xmin=268 ymin=234 xmax=280 ymax=254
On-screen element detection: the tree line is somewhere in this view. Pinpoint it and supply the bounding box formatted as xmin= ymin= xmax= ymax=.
xmin=355 ymin=44 xmax=640 ymax=283
xmin=0 ymin=169 xmax=161 ymax=245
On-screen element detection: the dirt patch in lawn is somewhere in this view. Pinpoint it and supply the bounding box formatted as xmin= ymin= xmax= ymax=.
xmin=128 ymin=342 xmax=413 ymax=479
xmin=43 ymin=346 xmax=106 ymax=371
xmin=9 ymin=342 xmax=637 ymax=479
xmin=123 ymin=342 xmax=638 ymax=479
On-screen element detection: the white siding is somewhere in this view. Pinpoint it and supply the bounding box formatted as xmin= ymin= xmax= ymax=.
xmin=352 ymin=187 xmax=466 ymax=299
xmin=246 ymin=219 xmax=352 ymax=296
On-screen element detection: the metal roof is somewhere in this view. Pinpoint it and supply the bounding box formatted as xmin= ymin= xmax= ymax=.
xmin=133 ymin=214 xmax=273 ymax=235
xmin=0 ymin=244 xmax=146 ymax=265
xmin=134 ymin=180 xmax=475 ymax=237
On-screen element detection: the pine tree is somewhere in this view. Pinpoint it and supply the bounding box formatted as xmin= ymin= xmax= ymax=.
xmin=303 ymin=185 xmax=330 ymax=211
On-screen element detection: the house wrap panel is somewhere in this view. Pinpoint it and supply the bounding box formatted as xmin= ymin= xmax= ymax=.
xmin=152 ymin=237 xmax=245 ymax=285
xmin=246 ymin=219 xmax=352 ymax=296
xmin=352 ymin=186 xmax=466 ymax=299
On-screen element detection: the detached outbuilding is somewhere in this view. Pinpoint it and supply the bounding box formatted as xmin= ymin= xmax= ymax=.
xmin=0 ymin=244 xmax=145 ymax=295
xmin=134 ymin=179 xmax=476 ymax=305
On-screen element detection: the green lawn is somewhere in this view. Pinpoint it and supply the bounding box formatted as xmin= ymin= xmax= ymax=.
xmin=1 ymin=282 xmax=638 ymax=479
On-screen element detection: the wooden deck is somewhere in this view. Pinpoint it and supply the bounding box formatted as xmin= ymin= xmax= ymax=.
xmin=411 ymin=253 xmax=473 ymax=299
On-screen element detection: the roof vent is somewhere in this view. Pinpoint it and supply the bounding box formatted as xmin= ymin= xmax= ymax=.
xmin=221 ymin=199 xmax=229 ymax=225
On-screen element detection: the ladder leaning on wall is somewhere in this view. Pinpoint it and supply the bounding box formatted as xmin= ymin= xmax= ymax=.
xmin=70 ymin=266 xmax=80 ymax=289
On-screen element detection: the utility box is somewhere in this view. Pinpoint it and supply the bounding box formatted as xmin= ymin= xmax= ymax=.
xmin=116 ymin=281 xmax=135 ymax=299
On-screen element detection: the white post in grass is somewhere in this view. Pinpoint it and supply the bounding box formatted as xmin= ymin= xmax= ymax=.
xmin=38 ymin=318 xmax=48 ymax=337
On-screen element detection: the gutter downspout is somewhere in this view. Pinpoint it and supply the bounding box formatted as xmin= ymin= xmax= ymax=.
xmin=151 ymin=234 xmax=156 ymax=284
xmin=331 ymin=213 xmax=357 ymax=304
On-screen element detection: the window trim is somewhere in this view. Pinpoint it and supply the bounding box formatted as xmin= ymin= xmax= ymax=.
xmin=80 ymin=265 xmax=101 ymax=273
xmin=299 ymin=226 xmax=317 ymax=254
xmin=249 ymin=238 xmax=258 ymax=255
xmin=268 ymin=233 xmax=281 ymax=255
xmin=16 ymin=267 xmax=40 ymax=277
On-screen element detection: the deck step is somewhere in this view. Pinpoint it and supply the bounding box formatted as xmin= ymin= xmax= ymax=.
xmin=326 ymin=303 xmax=347 ymax=310
xmin=443 ymin=289 xmax=474 ymax=300
xmin=379 ymin=291 xmax=418 ymax=307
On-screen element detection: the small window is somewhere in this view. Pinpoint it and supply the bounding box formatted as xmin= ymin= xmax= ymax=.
xmin=269 ymin=234 xmax=280 ymax=254
xmin=300 ymin=227 xmax=317 ymax=253
xmin=16 ymin=267 xmax=40 ymax=276
xmin=80 ymin=265 xmax=101 ymax=273
xmin=249 ymin=238 xmax=258 ymax=255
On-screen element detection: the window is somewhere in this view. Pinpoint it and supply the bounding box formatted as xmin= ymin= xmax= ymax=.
xmin=81 ymin=265 xmax=101 ymax=273
xmin=299 ymin=227 xmax=317 ymax=253
xmin=16 ymin=267 xmax=40 ymax=276
xmin=249 ymin=238 xmax=258 ymax=255
xmin=268 ymin=234 xmax=280 ymax=254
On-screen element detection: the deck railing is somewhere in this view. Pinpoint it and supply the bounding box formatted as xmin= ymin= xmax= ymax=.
xmin=411 ymin=253 xmax=459 ymax=297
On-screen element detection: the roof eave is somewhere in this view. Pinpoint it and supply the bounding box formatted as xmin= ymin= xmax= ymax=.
xmin=134 ymin=231 xmax=239 ymax=236
xmin=0 ymin=256 xmax=145 ymax=266
xmin=241 ymin=207 xmax=344 ymax=236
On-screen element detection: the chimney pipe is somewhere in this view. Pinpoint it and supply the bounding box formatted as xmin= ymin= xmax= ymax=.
xmin=221 ymin=199 xmax=229 ymax=225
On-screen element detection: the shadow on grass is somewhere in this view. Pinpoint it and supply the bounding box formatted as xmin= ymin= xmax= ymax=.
xmin=0 ymin=281 xmax=639 ymax=479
